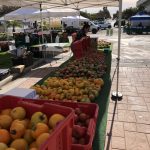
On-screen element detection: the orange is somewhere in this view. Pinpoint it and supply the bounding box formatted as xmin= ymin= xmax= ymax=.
xmin=0 ymin=129 xmax=11 ymax=144
xmin=0 ymin=115 xmax=13 ymax=129
xmin=49 ymin=114 xmax=65 ymax=128
xmin=32 ymin=123 xmax=49 ymax=139
xmin=36 ymin=133 xmax=50 ymax=148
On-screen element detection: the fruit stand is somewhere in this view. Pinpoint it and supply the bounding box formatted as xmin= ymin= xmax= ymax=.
xmin=0 ymin=37 xmax=112 ymax=150
xmin=30 ymin=37 xmax=112 ymax=150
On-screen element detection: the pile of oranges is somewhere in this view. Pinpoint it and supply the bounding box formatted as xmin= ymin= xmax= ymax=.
xmin=0 ymin=107 xmax=65 ymax=150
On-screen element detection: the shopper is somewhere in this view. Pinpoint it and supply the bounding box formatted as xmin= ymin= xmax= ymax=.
xmin=75 ymin=23 xmax=90 ymax=41
xmin=25 ymin=33 xmax=30 ymax=51
xmin=59 ymin=32 xmax=69 ymax=43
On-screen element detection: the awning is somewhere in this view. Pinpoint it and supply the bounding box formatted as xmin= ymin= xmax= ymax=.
xmin=4 ymin=7 xmax=39 ymax=20
xmin=4 ymin=7 xmax=78 ymax=20
xmin=33 ymin=8 xmax=78 ymax=18
xmin=0 ymin=0 xmax=119 ymax=9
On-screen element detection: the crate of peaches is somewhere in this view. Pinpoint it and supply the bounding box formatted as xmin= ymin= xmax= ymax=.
xmin=0 ymin=95 xmax=74 ymax=150
xmin=21 ymin=97 xmax=99 ymax=150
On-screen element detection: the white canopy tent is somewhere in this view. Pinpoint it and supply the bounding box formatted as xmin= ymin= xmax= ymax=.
xmin=32 ymin=8 xmax=78 ymax=18
xmin=0 ymin=0 xmax=122 ymax=99
xmin=62 ymin=16 xmax=89 ymax=22
xmin=3 ymin=7 xmax=78 ymax=43
xmin=4 ymin=7 xmax=39 ymax=21
xmin=62 ymin=16 xmax=89 ymax=28
xmin=4 ymin=7 xmax=78 ymax=21
xmin=0 ymin=0 xmax=119 ymax=9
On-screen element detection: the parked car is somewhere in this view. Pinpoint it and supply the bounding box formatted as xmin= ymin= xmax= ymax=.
xmin=89 ymin=21 xmax=99 ymax=34
xmin=114 ymin=19 xmax=126 ymax=27
xmin=98 ymin=21 xmax=112 ymax=29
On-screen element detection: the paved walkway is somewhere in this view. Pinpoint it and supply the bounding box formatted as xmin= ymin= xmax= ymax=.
xmin=105 ymin=66 xmax=150 ymax=150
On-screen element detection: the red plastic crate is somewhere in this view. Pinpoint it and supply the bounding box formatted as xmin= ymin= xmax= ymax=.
xmin=21 ymin=98 xmax=99 ymax=150
xmin=0 ymin=95 xmax=74 ymax=150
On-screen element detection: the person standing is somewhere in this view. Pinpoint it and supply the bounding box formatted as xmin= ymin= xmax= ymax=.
xmin=25 ymin=33 xmax=30 ymax=51
xmin=75 ymin=23 xmax=90 ymax=41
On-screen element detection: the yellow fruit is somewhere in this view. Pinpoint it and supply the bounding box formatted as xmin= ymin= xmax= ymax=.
xmin=0 ymin=129 xmax=11 ymax=144
xmin=10 ymin=139 xmax=28 ymax=150
xmin=12 ymin=119 xmax=30 ymax=129
xmin=0 ymin=115 xmax=13 ymax=129
xmin=23 ymin=129 xmax=34 ymax=144
xmin=1 ymin=109 xmax=12 ymax=116
xmin=36 ymin=133 xmax=50 ymax=148
xmin=10 ymin=123 xmax=25 ymax=139
xmin=10 ymin=107 xmax=26 ymax=120
xmin=49 ymin=114 xmax=65 ymax=128
xmin=30 ymin=112 xmax=48 ymax=128
xmin=0 ymin=143 xmax=8 ymax=150
xmin=32 ymin=123 xmax=49 ymax=139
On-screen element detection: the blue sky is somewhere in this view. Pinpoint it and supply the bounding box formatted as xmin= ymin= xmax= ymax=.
xmin=82 ymin=0 xmax=138 ymax=15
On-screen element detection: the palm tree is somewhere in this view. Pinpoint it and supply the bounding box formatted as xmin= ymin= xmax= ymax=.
xmin=6 ymin=20 xmax=22 ymax=32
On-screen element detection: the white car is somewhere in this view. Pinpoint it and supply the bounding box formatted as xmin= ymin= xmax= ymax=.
xmin=98 ymin=21 xmax=111 ymax=29
xmin=89 ymin=21 xmax=100 ymax=34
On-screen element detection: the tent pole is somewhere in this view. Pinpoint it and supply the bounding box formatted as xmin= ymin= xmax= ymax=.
xmin=48 ymin=14 xmax=52 ymax=43
xmin=48 ymin=15 xmax=52 ymax=42
xmin=4 ymin=21 xmax=9 ymax=43
xmin=76 ymin=5 xmax=80 ymax=28
xmin=78 ymin=9 xmax=80 ymax=28
xmin=40 ymin=2 xmax=44 ymax=44
xmin=112 ymin=0 xmax=123 ymax=100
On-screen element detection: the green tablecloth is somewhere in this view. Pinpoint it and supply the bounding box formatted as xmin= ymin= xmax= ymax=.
xmin=93 ymin=52 xmax=111 ymax=150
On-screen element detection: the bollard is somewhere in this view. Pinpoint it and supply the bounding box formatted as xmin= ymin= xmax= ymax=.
xmin=106 ymin=29 xmax=109 ymax=36
xmin=110 ymin=28 xmax=113 ymax=36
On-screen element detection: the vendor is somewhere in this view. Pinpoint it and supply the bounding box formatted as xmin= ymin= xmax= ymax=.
xmin=25 ymin=33 xmax=30 ymax=51
xmin=59 ymin=32 xmax=69 ymax=43
xmin=75 ymin=23 xmax=90 ymax=41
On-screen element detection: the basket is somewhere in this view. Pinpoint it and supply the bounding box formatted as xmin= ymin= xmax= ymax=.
xmin=0 ymin=95 xmax=74 ymax=150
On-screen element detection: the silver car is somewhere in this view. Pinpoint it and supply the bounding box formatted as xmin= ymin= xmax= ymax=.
xmin=97 ymin=21 xmax=112 ymax=29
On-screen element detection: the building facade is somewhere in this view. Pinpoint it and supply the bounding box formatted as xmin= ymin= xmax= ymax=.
xmin=137 ymin=0 xmax=150 ymax=13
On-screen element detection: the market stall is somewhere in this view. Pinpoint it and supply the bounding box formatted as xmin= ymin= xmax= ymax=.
xmin=1 ymin=38 xmax=112 ymax=150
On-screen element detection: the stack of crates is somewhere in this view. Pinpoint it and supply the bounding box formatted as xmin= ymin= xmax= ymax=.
xmin=0 ymin=96 xmax=74 ymax=150
xmin=0 ymin=95 xmax=99 ymax=150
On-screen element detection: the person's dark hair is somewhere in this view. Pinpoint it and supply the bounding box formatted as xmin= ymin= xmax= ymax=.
xmin=82 ymin=22 xmax=90 ymax=30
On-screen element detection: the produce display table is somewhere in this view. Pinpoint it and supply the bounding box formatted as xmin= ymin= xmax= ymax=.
xmin=97 ymin=40 xmax=112 ymax=53
xmin=1 ymin=39 xmax=111 ymax=150
xmin=30 ymin=43 xmax=70 ymax=58
xmin=31 ymin=49 xmax=112 ymax=150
